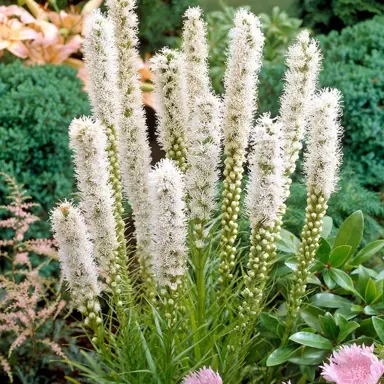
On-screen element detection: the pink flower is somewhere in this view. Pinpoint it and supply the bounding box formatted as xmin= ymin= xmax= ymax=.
xmin=321 ymin=344 xmax=384 ymax=384
xmin=183 ymin=367 xmax=223 ymax=384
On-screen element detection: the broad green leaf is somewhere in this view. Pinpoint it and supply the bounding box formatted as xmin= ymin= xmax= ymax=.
xmin=288 ymin=347 xmax=328 ymax=366
xmin=329 ymin=245 xmax=352 ymax=267
xmin=350 ymin=240 xmax=384 ymax=266
xmin=333 ymin=211 xmax=364 ymax=256
xmin=266 ymin=345 xmax=296 ymax=366
xmin=365 ymin=279 xmax=377 ymax=304
xmin=334 ymin=313 xmax=348 ymax=328
xmin=317 ymin=238 xmax=331 ymax=264
xmin=321 ymin=216 xmax=333 ymax=239
xmin=311 ymin=293 xmax=352 ymax=309
xmin=323 ymin=269 xmax=336 ymax=290
xmin=278 ymin=229 xmax=301 ymax=254
xmin=358 ymin=266 xmax=370 ymax=297
xmin=372 ymin=317 xmax=384 ymax=343
xmin=260 ymin=313 xmax=284 ymax=338
xmin=328 ymin=268 xmax=356 ymax=293
xmin=358 ymin=318 xmax=376 ymax=338
xmin=319 ymin=313 xmax=338 ymax=340
xmin=337 ymin=321 xmax=359 ymax=343
xmin=285 ymin=257 xmax=298 ymax=271
xmin=300 ymin=364 xmax=316 ymax=381
xmin=301 ymin=305 xmax=325 ymax=333
xmin=307 ymin=274 xmax=322 ymax=286
xmin=289 ymin=332 xmax=333 ymax=350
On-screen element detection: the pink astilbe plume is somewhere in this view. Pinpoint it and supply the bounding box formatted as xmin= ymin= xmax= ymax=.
xmin=183 ymin=367 xmax=223 ymax=384
xmin=321 ymin=344 xmax=384 ymax=384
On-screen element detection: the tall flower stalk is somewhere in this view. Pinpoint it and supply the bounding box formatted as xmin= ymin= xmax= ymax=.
xmin=151 ymin=49 xmax=188 ymax=172
xmin=240 ymin=114 xmax=284 ymax=321
xmin=219 ymin=9 xmax=264 ymax=288
xmin=106 ymin=0 xmax=153 ymax=287
xmin=283 ymin=88 xmax=343 ymax=341
xmin=83 ymin=10 xmax=130 ymax=299
xmin=149 ymin=159 xmax=187 ymax=325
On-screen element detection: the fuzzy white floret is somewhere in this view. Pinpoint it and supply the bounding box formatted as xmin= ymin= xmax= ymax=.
xmin=279 ymin=30 xmax=322 ymax=177
xmin=51 ymin=202 xmax=100 ymax=307
xmin=107 ymin=0 xmax=153 ymax=267
xmin=149 ymin=159 xmax=187 ymax=288
xmin=222 ymin=9 xmax=265 ymax=155
xmin=83 ymin=10 xmax=120 ymax=128
xmin=246 ymin=114 xmax=285 ymax=227
xmin=186 ymin=95 xmax=222 ymax=221
xmin=304 ymin=88 xmax=343 ymax=199
xmin=150 ymin=48 xmax=188 ymax=155
xmin=69 ymin=117 xmax=118 ymax=279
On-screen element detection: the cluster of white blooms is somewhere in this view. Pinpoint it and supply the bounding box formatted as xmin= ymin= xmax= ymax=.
xmin=83 ymin=10 xmax=127 ymax=271
xmin=246 ymin=114 xmax=284 ymax=228
xmin=186 ymin=95 xmax=222 ymax=230
xmin=285 ymin=88 xmax=343 ymax=335
xmin=107 ymin=0 xmax=153 ymax=275
xmin=304 ymin=89 xmax=343 ymax=199
xmin=69 ymin=117 xmax=118 ymax=284
xmin=151 ymin=48 xmax=188 ymax=171
xmin=149 ymin=159 xmax=187 ymax=289
xmin=219 ymin=9 xmax=265 ymax=284
xmin=51 ymin=202 xmax=101 ymax=319
xmin=279 ymin=30 xmax=322 ymax=183
xmin=83 ymin=10 xmax=120 ymax=129
xmin=182 ymin=6 xmax=211 ymax=109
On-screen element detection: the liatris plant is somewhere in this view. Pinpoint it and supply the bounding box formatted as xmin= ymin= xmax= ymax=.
xmin=49 ymin=2 xmax=384 ymax=383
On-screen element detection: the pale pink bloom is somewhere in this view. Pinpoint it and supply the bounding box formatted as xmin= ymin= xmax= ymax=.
xmin=321 ymin=344 xmax=384 ymax=384
xmin=183 ymin=367 xmax=223 ymax=384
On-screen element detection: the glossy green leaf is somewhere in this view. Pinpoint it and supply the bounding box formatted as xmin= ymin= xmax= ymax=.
xmin=357 ymin=318 xmax=376 ymax=338
xmin=350 ymin=240 xmax=384 ymax=266
xmin=372 ymin=317 xmax=384 ymax=343
xmin=333 ymin=211 xmax=364 ymax=256
xmin=317 ymin=238 xmax=331 ymax=264
xmin=365 ymin=279 xmax=377 ymax=304
xmin=288 ymin=347 xmax=328 ymax=366
xmin=301 ymin=306 xmax=325 ymax=333
xmin=329 ymin=245 xmax=352 ymax=267
xmin=337 ymin=321 xmax=359 ymax=343
xmin=358 ymin=266 xmax=370 ymax=297
xmin=320 ymin=313 xmax=338 ymax=340
xmin=328 ymin=268 xmax=356 ymax=293
xmin=260 ymin=313 xmax=284 ymax=338
xmin=278 ymin=229 xmax=301 ymax=254
xmin=300 ymin=364 xmax=316 ymax=381
xmin=321 ymin=216 xmax=333 ymax=239
xmin=323 ymin=269 xmax=336 ymax=290
xmin=266 ymin=345 xmax=296 ymax=366
xmin=311 ymin=293 xmax=352 ymax=309
xmin=289 ymin=332 xmax=333 ymax=350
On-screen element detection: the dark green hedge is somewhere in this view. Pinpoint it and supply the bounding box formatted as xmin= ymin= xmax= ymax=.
xmin=0 ymin=61 xmax=90 ymax=236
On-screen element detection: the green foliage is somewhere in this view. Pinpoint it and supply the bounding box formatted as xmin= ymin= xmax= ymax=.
xmin=206 ymin=5 xmax=301 ymax=93
xmin=285 ymin=170 xmax=384 ymax=245
xmin=135 ymin=0 xmax=198 ymax=53
xmin=318 ymin=16 xmax=384 ymax=187
xmin=0 ymin=61 xmax=90 ymax=237
xmin=298 ymin=0 xmax=384 ymax=33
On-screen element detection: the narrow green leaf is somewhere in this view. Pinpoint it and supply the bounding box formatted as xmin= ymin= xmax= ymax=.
xmin=311 ymin=293 xmax=352 ymax=309
xmin=329 ymin=245 xmax=352 ymax=267
xmin=365 ymin=279 xmax=377 ymax=304
xmin=328 ymin=268 xmax=355 ymax=292
xmin=337 ymin=321 xmax=359 ymax=343
xmin=321 ymin=216 xmax=333 ymax=238
xmin=321 ymin=312 xmax=339 ymax=340
xmin=323 ymin=269 xmax=336 ymax=290
xmin=372 ymin=317 xmax=384 ymax=343
xmin=289 ymin=332 xmax=333 ymax=350
xmin=358 ymin=266 xmax=370 ymax=297
xmin=350 ymin=240 xmax=384 ymax=266
xmin=266 ymin=345 xmax=296 ymax=366
xmin=317 ymin=238 xmax=331 ymax=265
xmin=333 ymin=211 xmax=364 ymax=256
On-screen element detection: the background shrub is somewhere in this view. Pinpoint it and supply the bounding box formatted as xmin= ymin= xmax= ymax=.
xmin=298 ymin=0 xmax=384 ymax=33
xmin=0 ymin=61 xmax=90 ymax=237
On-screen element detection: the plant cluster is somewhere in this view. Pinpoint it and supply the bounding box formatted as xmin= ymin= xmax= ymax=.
xmin=49 ymin=2 xmax=384 ymax=383
xmin=0 ymin=173 xmax=77 ymax=383
xmin=0 ymin=60 xmax=90 ymax=238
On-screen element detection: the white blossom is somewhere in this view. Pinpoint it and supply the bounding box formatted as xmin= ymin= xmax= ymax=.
xmin=182 ymin=6 xmax=211 ymax=111
xmin=69 ymin=117 xmax=118 ymax=282
xmin=51 ymin=201 xmax=100 ymax=309
xmin=107 ymin=0 xmax=153 ymax=272
xmin=246 ymin=114 xmax=284 ymax=227
xmin=83 ymin=10 xmax=120 ymax=128
xmin=150 ymin=48 xmax=188 ymax=171
xmin=149 ymin=159 xmax=187 ymax=289
xmin=186 ymin=95 xmax=222 ymax=223
xmin=279 ymin=30 xmax=322 ymax=179
xmin=304 ymin=88 xmax=343 ymax=199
